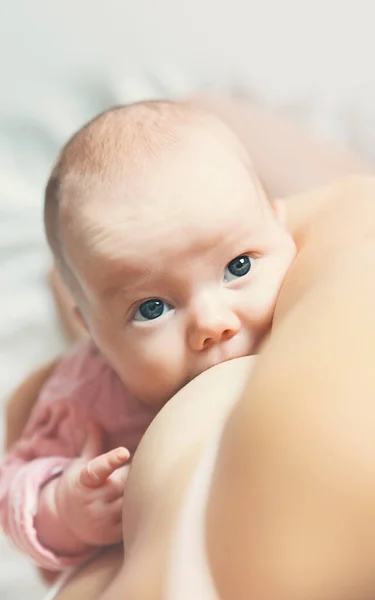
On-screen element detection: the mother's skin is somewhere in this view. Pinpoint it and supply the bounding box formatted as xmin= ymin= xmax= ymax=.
xmin=208 ymin=178 xmax=375 ymax=599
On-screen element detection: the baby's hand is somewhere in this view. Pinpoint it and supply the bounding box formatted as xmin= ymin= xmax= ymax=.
xmin=54 ymin=423 xmax=130 ymax=549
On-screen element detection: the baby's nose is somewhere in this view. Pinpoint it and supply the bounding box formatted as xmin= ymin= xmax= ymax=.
xmin=188 ymin=302 xmax=241 ymax=352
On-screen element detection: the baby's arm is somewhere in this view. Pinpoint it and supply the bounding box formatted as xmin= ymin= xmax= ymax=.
xmin=35 ymin=424 xmax=129 ymax=558
xmin=0 ymin=342 xmax=133 ymax=570
xmin=0 ymin=403 xmax=129 ymax=571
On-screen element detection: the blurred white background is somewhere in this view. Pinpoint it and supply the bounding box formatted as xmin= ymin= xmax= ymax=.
xmin=1 ymin=1 xmax=375 ymax=597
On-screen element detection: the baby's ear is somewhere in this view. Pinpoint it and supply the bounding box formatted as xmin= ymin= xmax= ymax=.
xmin=74 ymin=306 xmax=88 ymax=332
xmin=271 ymin=199 xmax=287 ymax=226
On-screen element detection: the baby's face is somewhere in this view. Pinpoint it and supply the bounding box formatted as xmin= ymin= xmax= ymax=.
xmin=71 ymin=124 xmax=296 ymax=408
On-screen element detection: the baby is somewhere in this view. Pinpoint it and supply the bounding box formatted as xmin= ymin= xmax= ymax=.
xmin=0 ymin=100 xmax=296 ymax=572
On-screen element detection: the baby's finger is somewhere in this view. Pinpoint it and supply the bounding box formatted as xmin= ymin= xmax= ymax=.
xmin=80 ymin=422 xmax=105 ymax=462
xmin=80 ymin=447 xmax=130 ymax=488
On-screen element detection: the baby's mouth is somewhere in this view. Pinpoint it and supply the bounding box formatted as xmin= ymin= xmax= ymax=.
xmin=191 ymin=351 xmax=250 ymax=382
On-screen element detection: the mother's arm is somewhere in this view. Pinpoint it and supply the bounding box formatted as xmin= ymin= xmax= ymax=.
xmin=5 ymin=359 xmax=58 ymax=450
xmin=195 ymin=94 xmax=374 ymax=197
xmin=207 ymin=177 xmax=375 ymax=599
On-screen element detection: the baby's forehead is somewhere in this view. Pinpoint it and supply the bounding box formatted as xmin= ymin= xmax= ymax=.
xmin=78 ymin=169 xmax=267 ymax=268
xmin=74 ymin=128 xmax=262 ymax=229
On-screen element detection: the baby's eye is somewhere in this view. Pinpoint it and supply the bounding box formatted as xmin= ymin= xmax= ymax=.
xmin=224 ymin=255 xmax=253 ymax=282
xmin=133 ymin=299 xmax=173 ymax=322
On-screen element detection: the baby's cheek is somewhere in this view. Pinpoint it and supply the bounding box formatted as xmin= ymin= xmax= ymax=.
xmin=126 ymin=334 xmax=187 ymax=402
xmin=244 ymin=281 xmax=279 ymax=325
xmin=142 ymin=338 xmax=185 ymax=379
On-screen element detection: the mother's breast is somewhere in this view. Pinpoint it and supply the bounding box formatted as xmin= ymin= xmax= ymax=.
xmin=121 ymin=356 xmax=255 ymax=546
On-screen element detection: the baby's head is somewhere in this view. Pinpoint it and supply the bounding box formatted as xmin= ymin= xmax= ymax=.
xmin=45 ymin=100 xmax=296 ymax=408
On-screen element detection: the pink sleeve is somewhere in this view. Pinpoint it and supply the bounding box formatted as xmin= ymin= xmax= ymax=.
xmin=0 ymin=456 xmax=90 ymax=569
xmin=0 ymin=347 xmax=94 ymax=570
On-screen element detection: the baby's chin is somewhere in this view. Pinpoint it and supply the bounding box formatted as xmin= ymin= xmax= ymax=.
xmin=134 ymin=384 xmax=184 ymax=412
xmin=134 ymin=373 xmax=208 ymax=411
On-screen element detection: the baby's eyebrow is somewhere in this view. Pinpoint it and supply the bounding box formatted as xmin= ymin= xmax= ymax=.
xmin=100 ymin=266 xmax=157 ymax=302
